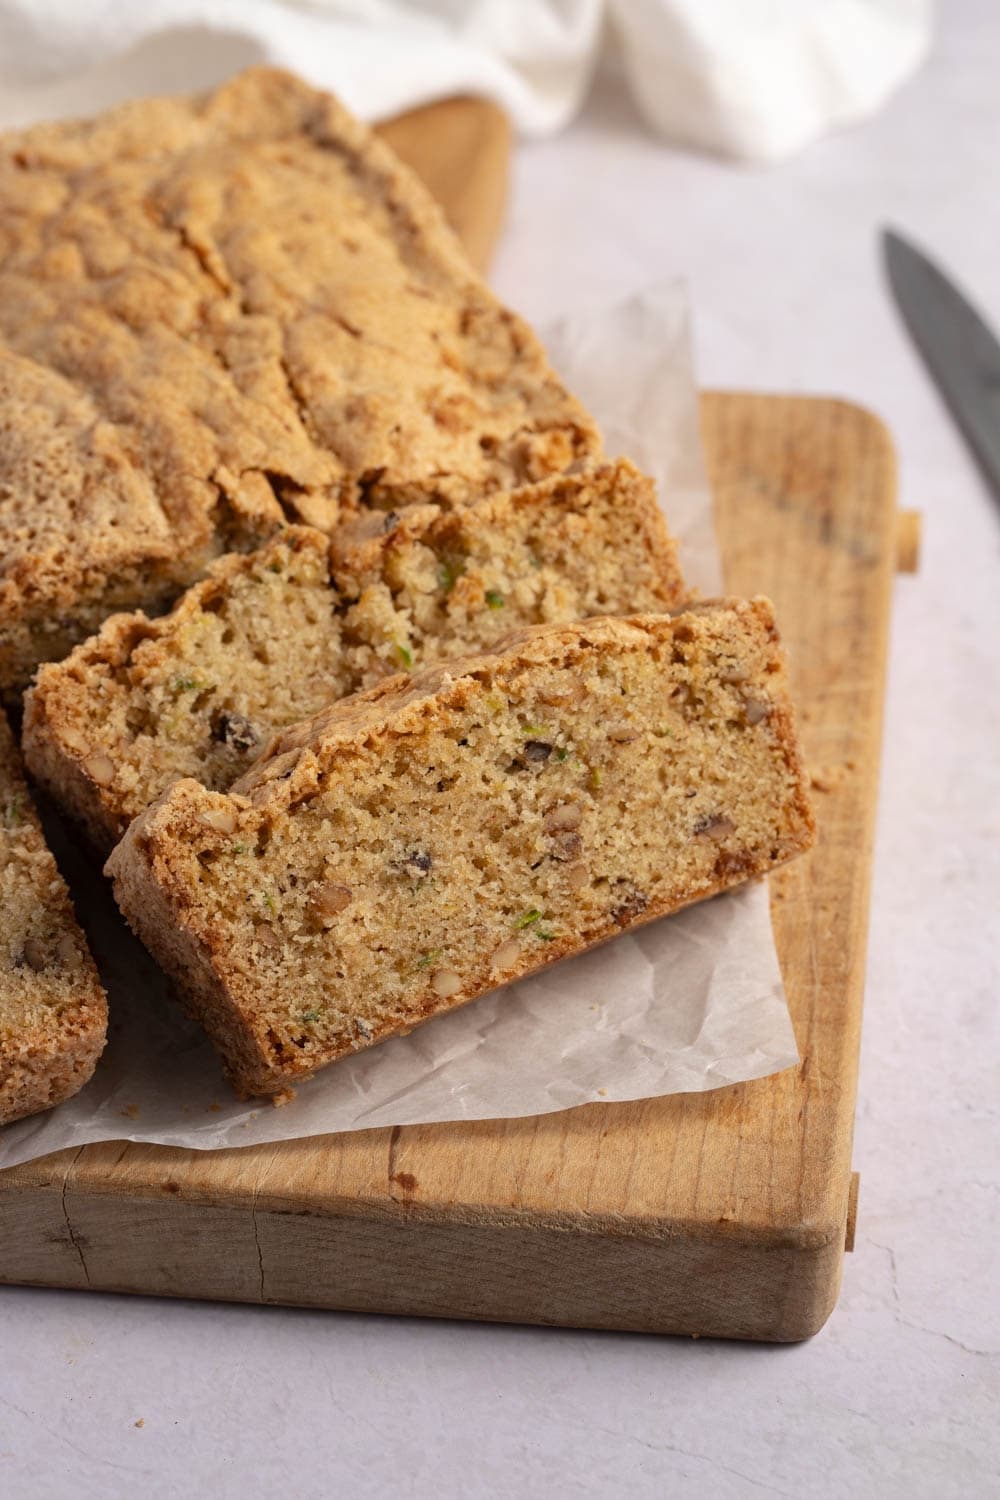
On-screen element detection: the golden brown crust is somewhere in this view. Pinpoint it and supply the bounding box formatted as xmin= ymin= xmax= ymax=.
xmin=0 ymin=712 xmax=107 ymax=1126
xmin=25 ymin=460 xmax=682 ymax=850
xmin=107 ymin=602 xmax=814 ymax=1100
xmin=328 ymin=458 xmax=679 ymax=586
xmin=0 ymin=66 xmax=599 ymax=690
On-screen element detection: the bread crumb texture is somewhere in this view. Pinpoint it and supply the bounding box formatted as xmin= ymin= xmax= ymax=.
xmin=0 ymin=67 xmax=598 ymax=690
xmin=0 ymin=712 xmax=107 ymax=1125
xmin=106 ymin=602 xmax=815 ymax=1099
xmin=25 ymin=460 xmax=682 ymax=848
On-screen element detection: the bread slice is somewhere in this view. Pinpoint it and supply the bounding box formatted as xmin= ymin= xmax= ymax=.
xmin=0 ymin=712 xmax=107 ymax=1125
xmin=106 ymin=601 xmax=814 ymax=1100
xmin=0 ymin=67 xmax=598 ymax=691
xmin=24 ymin=461 xmax=683 ymax=852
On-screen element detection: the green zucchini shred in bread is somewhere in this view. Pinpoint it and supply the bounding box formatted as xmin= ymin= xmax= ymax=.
xmin=0 ymin=712 xmax=107 ymax=1125
xmin=106 ymin=602 xmax=815 ymax=1101
xmin=24 ymin=460 xmax=683 ymax=850
xmin=0 ymin=67 xmax=599 ymax=692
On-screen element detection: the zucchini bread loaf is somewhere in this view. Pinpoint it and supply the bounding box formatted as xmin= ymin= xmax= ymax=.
xmin=25 ymin=461 xmax=682 ymax=851
xmin=106 ymin=601 xmax=814 ymax=1100
xmin=0 ymin=713 xmax=107 ymax=1125
xmin=0 ymin=67 xmax=598 ymax=691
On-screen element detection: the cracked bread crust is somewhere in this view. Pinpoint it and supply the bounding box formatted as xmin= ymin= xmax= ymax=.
xmin=0 ymin=66 xmax=599 ymax=690
xmin=0 ymin=712 xmax=107 ymax=1125
xmin=24 ymin=460 xmax=683 ymax=851
xmin=106 ymin=602 xmax=814 ymax=1100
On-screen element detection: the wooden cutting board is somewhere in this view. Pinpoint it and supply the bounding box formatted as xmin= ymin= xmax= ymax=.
xmin=0 ymin=100 xmax=917 ymax=1340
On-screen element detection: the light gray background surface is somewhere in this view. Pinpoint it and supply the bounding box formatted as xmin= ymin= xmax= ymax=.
xmin=2 ymin=2 xmax=998 ymax=1495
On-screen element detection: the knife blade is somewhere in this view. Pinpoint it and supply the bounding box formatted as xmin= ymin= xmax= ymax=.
xmin=883 ymin=227 xmax=1000 ymax=502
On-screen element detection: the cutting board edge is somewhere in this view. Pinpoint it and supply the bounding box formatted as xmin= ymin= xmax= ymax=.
xmin=0 ymin=1174 xmax=848 ymax=1342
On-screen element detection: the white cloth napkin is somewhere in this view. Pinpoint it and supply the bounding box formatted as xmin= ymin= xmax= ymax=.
xmin=0 ymin=0 xmax=932 ymax=161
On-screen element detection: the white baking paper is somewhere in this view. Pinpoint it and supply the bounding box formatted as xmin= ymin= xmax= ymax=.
xmin=0 ymin=282 xmax=798 ymax=1170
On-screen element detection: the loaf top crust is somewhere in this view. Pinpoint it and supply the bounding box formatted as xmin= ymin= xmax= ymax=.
xmin=0 ymin=713 xmax=107 ymax=1124
xmin=0 ymin=66 xmax=598 ymax=638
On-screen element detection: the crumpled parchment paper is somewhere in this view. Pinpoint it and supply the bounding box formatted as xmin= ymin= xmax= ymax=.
xmin=0 ymin=282 xmax=798 ymax=1169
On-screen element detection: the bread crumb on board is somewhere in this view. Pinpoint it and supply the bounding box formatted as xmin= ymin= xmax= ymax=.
xmin=808 ymin=762 xmax=855 ymax=794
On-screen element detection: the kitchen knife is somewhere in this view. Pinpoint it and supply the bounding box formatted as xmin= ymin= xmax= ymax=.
xmin=883 ymin=227 xmax=1000 ymax=502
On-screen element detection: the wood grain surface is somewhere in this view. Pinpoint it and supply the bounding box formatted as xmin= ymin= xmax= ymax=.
xmin=0 ymin=100 xmax=905 ymax=1340
xmin=376 ymin=97 xmax=510 ymax=273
